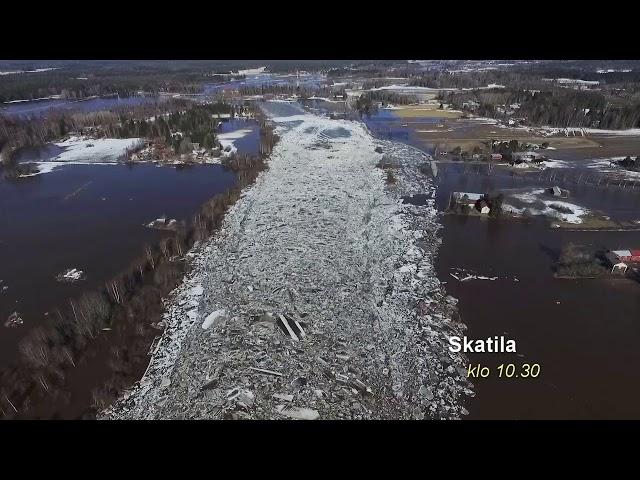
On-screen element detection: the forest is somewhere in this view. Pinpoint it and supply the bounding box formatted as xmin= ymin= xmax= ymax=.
xmin=0 ymin=62 xmax=244 ymax=103
xmin=440 ymin=87 xmax=640 ymax=129
xmin=355 ymin=91 xmax=417 ymax=115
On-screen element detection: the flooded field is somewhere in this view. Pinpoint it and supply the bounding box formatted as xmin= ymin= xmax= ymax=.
xmin=374 ymin=108 xmax=640 ymax=419
xmin=0 ymin=163 xmax=236 ymax=367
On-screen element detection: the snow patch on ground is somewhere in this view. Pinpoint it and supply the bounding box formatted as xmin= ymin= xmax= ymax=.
xmin=510 ymin=188 xmax=546 ymax=203
xmin=505 ymin=188 xmax=589 ymax=224
xmin=586 ymin=158 xmax=640 ymax=179
xmin=540 ymin=159 xmax=571 ymax=169
xmin=51 ymin=136 xmax=143 ymax=163
xmin=23 ymin=137 xmax=144 ymax=176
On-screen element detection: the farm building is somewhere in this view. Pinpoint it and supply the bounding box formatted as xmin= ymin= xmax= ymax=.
xmin=605 ymin=251 xmax=630 ymax=274
xmin=608 ymin=250 xmax=640 ymax=263
xmin=476 ymin=199 xmax=491 ymax=214
xmin=449 ymin=192 xmax=491 ymax=214
xmin=451 ymin=192 xmax=483 ymax=207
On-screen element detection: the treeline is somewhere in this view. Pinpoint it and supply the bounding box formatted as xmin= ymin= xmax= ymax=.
xmin=354 ymin=91 xmax=417 ymax=115
xmin=0 ymin=68 xmax=234 ymax=103
xmin=0 ymin=119 xmax=278 ymax=419
xmin=615 ymin=156 xmax=640 ymax=171
xmin=0 ymin=98 xmax=180 ymax=159
xmin=326 ymin=63 xmax=408 ymax=79
xmin=510 ymin=62 xmax=640 ymax=87
xmin=408 ymin=64 xmax=640 ymax=91
xmin=407 ymin=70 xmax=540 ymax=90
xmin=238 ymin=84 xmax=333 ymax=98
xmin=114 ymin=102 xmax=233 ymax=152
xmin=441 ymin=88 xmax=640 ymax=129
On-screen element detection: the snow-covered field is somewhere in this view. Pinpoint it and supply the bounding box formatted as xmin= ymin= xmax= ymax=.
xmin=505 ymin=188 xmax=589 ymax=224
xmin=28 ymin=136 xmax=144 ymax=175
xmin=103 ymin=108 xmax=471 ymax=420
xmin=53 ymin=136 xmax=143 ymax=163
xmin=235 ymin=66 xmax=267 ymax=76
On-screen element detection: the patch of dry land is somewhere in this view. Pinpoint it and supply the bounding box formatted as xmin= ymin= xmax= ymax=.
xmin=393 ymin=104 xmax=463 ymax=119
xmin=553 ymin=215 xmax=640 ymax=230
xmin=102 ymin=109 xmax=472 ymax=420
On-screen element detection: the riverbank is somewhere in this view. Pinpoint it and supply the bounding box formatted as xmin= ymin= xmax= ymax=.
xmin=104 ymin=108 xmax=471 ymax=420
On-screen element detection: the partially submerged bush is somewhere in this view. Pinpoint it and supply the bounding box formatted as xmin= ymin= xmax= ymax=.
xmin=555 ymin=243 xmax=608 ymax=277
xmin=376 ymin=155 xmax=398 ymax=170
xmin=385 ymin=170 xmax=397 ymax=185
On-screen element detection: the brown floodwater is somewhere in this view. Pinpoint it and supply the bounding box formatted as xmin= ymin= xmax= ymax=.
xmin=432 ymin=166 xmax=640 ymax=419
xmin=365 ymin=107 xmax=640 ymax=418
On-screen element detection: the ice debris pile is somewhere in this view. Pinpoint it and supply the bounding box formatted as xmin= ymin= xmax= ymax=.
xmin=103 ymin=109 xmax=472 ymax=420
xmin=55 ymin=268 xmax=86 ymax=283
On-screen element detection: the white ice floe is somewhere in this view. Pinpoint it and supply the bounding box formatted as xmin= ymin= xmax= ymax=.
xmin=275 ymin=405 xmax=320 ymax=420
xmin=189 ymin=284 xmax=204 ymax=297
xmin=55 ymin=268 xmax=86 ymax=283
xmin=202 ymin=309 xmax=226 ymax=330
xmin=450 ymin=268 xmax=498 ymax=282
